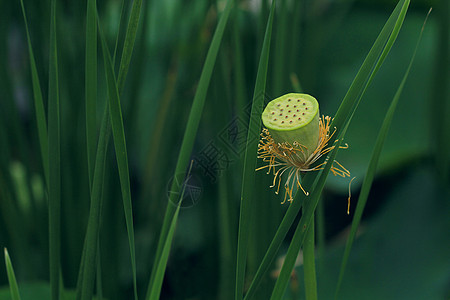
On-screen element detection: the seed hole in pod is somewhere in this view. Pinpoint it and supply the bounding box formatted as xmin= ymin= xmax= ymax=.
xmin=271 ymin=112 xmax=275 ymax=115
xmin=274 ymin=118 xmax=277 ymax=121
xmin=298 ymin=117 xmax=301 ymax=120
xmin=281 ymin=121 xmax=284 ymax=124
xmin=303 ymin=102 xmax=306 ymax=105
xmin=285 ymin=116 xmax=288 ymax=118
xmin=293 ymin=114 xmax=296 ymax=117
xmin=286 ymin=105 xmax=289 ymax=107
xmin=296 ymin=109 xmax=299 ymax=112
xmin=297 ymin=99 xmax=300 ymax=102
xmin=281 ymin=109 xmax=284 ymax=111
xmin=294 ymin=105 xmax=297 ymax=108
xmin=279 ymin=113 xmax=283 ymax=116
xmin=288 ymin=110 xmax=291 ymax=113
xmin=288 ymin=99 xmax=291 ymax=102
xmin=289 ymin=121 xmax=292 ymax=123
xmin=302 ymin=113 xmax=305 ymax=115
xmin=277 ymin=104 xmax=280 ymax=107
xmin=305 ymin=107 xmax=308 ymax=110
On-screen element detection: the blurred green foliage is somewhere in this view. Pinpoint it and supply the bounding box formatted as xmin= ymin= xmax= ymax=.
xmin=0 ymin=0 xmax=448 ymax=299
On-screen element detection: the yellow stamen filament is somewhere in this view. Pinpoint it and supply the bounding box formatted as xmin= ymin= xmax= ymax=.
xmin=347 ymin=177 xmax=356 ymax=215
xmin=257 ymin=116 xmax=350 ymax=203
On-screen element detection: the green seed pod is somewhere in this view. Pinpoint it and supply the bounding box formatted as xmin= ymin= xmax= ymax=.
xmin=262 ymin=93 xmax=320 ymax=158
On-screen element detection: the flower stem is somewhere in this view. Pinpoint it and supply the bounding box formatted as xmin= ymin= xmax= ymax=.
xmin=303 ymin=214 xmax=317 ymax=300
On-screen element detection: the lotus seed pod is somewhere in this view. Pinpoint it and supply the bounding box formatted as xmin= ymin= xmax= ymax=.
xmin=262 ymin=93 xmax=320 ymax=158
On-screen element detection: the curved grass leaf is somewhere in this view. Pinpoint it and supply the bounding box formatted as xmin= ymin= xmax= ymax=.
xmin=334 ymin=10 xmax=430 ymax=298
xmin=235 ymin=1 xmax=276 ymax=299
xmin=270 ymin=1 xmax=410 ymax=298
xmin=4 ymin=248 xmax=22 ymax=300
xmin=147 ymin=162 xmax=193 ymax=300
xmin=244 ymin=1 xmax=410 ymax=298
xmin=117 ymin=0 xmax=142 ymax=94
xmin=18 ymin=0 xmax=49 ymax=187
xmin=145 ymin=1 xmax=234 ymax=298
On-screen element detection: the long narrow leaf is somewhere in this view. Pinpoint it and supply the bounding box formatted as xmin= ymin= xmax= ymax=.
xmin=78 ymin=104 xmax=110 ymax=300
xmin=334 ymin=11 xmax=429 ymax=298
xmin=4 ymin=248 xmax=21 ymax=300
xmin=235 ymin=1 xmax=276 ymax=299
xmin=145 ymin=1 xmax=234 ymax=298
xmin=330 ymin=0 xmax=409 ymax=136
xmin=115 ymin=2 xmax=143 ymax=297
xmin=117 ymin=0 xmax=142 ymax=94
xmin=147 ymin=162 xmax=193 ymax=300
xmin=18 ymin=0 xmax=49 ymax=187
xmin=85 ymin=0 xmax=98 ymax=189
xmin=270 ymin=1 xmax=410 ymax=297
xmin=47 ymin=0 xmax=61 ymax=298
xmin=244 ymin=0 xmax=410 ymax=298
xmin=99 ymin=19 xmax=139 ymax=300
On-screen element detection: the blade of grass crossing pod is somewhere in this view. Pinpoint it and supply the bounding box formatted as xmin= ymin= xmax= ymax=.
xmin=330 ymin=0 xmax=409 ymax=134
xmin=19 ymin=0 xmax=49 ymax=186
xmin=145 ymin=0 xmax=234 ymax=297
xmin=78 ymin=104 xmax=111 ymax=300
xmin=4 ymin=248 xmax=22 ymax=300
xmin=235 ymin=1 xmax=276 ymax=299
xmin=270 ymin=120 xmax=350 ymax=300
xmin=48 ymin=0 xmax=61 ymax=298
xmin=148 ymin=162 xmax=193 ymax=300
xmin=85 ymin=0 xmax=97 ymax=189
xmin=117 ymin=0 xmax=142 ymax=94
xmin=334 ymin=12 xmax=429 ymax=298
xmin=99 ymin=22 xmax=138 ymax=300
xmin=244 ymin=1 xmax=410 ymax=296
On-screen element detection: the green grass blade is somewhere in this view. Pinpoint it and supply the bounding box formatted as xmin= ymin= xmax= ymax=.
xmin=4 ymin=248 xmax=22 ymax=300
xmin=302 ymin=216 xmax=317 ymax=300
xmin=147 ymin=162 xmax=193 ymax=300
xmin=245 ymin=1 xmax=410 ymax=298
xmin=99 ymin=21 xmax=138 ymax=300
xmin=85 ymin=0 xmax=98 ymax=189
xmin=270 ymin=2 xmax=410 ymax=297
xmin=117 ymin=0 xmax=142 ymax=94
xmin=334 ymin=11 xmax=430 ymax=298
xmin=48 ymin=0 xmax=61 ymax=298
xmin=113 ymin=0 xmax=125 ymax=62
xmin=19 ymin=0 xmax=49 ymax=187
xmin=232 ymin=5 xmax=247 ymax=118
xmin=145 ymin=1 xmax=234 ymax=298
xmin=78 ymin=103 xmax=110 ymax=300
xmin=235 ymin=1 xmax=276 ymax=299
xmin=270 ymin=120 xmax=350 ymax=299
xmin=330 ymin=0 xmax=410 ymax=135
